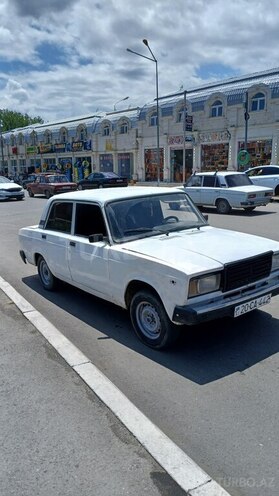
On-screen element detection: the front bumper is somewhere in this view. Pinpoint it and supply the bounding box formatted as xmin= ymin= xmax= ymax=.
xmin=172 ymin=280 xmax=279 ymax=325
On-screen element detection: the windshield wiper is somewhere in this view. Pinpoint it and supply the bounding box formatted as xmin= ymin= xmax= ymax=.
xmin=124 ymin=227 xmax=169 ymax=236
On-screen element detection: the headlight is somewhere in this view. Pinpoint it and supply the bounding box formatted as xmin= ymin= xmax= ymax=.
xmin=189 ymin=273 xmax=221 ymax=298
xmin=271 ymin=253 xmax=279 ymax=272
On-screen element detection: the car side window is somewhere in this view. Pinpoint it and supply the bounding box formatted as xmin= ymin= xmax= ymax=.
xmin=45 ymin=202 xmax=73 ymax=233
xmin=202 ymin=176 xmax=217 ymax=187
xmin=74 ymin=203 xmax=107 ymax=237
xmin=187 ymin=176 xmax=202 ymax=187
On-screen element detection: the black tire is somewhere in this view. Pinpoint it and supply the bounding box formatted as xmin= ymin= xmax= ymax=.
xmin=275 ymin=185 xmax=279 ymax=196
xmin=98 ymin=184 xmax=104 ymax=188
xmin=216 ymin=198 xmax=231 ymax=214
xmin=130 ymin=290 xmax=181 ymax=349
xmin=28 ymin=189 xmax=34 ymax=197
xmin=77 ymin=184 xmax=83 ymax=191
xmin=37 ymin=256 xmax=58 ymax=291
xmin=45 ymin=190 xmax=51 ymax=199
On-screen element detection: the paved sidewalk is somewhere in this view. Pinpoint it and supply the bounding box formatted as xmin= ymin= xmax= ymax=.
xmin=0 ymin=288 xmax=185 ymax=496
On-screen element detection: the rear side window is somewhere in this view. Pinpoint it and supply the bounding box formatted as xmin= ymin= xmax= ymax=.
xmin=202 ymin=176 xmax=217 ymax=187
xmin=45 ymin=202 xmax=73 ymax=233
xmin=74 ymin=203 xmax=107 ymax=237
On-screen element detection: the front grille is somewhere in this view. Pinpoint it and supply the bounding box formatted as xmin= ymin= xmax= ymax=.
xmin=223 ymin=251 xmax=273 ymax=292
xmin=8 ymin=188 xmax=21 ymax=192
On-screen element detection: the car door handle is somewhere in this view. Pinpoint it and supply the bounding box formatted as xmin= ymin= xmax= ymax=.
xmin=70 ymin=241 xmax=76 ymax=247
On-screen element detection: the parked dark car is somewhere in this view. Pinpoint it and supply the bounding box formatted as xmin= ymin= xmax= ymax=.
xmin=77 ymin=172 xmax=128 ymax=190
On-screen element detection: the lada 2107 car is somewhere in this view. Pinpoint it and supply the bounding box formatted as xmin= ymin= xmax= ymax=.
xmin=183 ymin=171 xmax=273 ymax=214
xmin=18 ymin=186 xmax=279 ymax=349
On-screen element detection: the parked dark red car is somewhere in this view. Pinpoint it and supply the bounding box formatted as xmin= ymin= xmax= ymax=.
xmin=27 ymin=174 xmax=77 ymax=199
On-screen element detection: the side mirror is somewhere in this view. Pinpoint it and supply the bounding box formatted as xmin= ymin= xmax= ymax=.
xmin=88 ymin=233 xmax=104 ymax=243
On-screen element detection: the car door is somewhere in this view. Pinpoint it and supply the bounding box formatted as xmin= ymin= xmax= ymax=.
xmin=200 ymin=175 xmax=220 ymax=206
xmin=68 ymin=202 xmax=110 ymax=298
xmin=184 ymin=175 xmax=202 ymax=205
xmin=43 ymin=201 xmax=73 ymax=282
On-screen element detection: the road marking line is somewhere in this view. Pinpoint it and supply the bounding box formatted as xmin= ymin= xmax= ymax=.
xmin=0 ymin=276 xmax=231 ymax=496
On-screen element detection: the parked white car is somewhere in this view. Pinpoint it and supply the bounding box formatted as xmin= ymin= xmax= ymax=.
xmin=18 ymin=186 xmax=279 ymax=349
xmin=245 ymin=165 xmax=279 ymax=196
xmin=0 ymin=176 xmax=25 ymax=201
xmin=182 ymin=171 xmax=273 ymax=214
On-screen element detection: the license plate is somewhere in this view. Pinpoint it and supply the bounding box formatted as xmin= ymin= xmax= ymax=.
xmin=234 ymin=294 xmax=271 ymax=317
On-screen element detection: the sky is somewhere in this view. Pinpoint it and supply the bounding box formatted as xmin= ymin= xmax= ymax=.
xmin=0 ymin=0 xmax=279 ymax=123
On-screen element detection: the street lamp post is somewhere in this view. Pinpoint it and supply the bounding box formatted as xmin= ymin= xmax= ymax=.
xmin=127 ymin=39 xmax=160 ymax=185
xmin=114 ymin=96 xmax=129 ymax=111
xmin=244 ymin=91 xmax=250 ymax=151
xmin=0 ymin=119 xmax=5 ymax=174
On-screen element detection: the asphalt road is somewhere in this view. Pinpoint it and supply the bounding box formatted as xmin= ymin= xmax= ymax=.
xmin=1 ymin=194 xmax=279 ymax=496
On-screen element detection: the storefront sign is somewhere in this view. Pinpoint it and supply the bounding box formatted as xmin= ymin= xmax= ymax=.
xmin=168 ymin=136 xmax=194 ymax=145
xmin=72 ymin=141 xmax=83 ymax=152
xmin=39 ymin=144 xmax=53 ymax=154
xmin=54 ymin=143 xmax=66 ymax=152
xmin=12 ymin=146 xmax=18 ymax=154
xmin=105 ymin=140 xmax=113 ymax=151
xmin=199 ymin=131 xmax=230 ymax=143
xmin=26 ymin=146 xmax=38 ymax=154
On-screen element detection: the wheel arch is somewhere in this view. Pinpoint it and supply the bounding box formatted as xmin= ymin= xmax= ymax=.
xmin=125 ymin=280 xmax=161 ymax=309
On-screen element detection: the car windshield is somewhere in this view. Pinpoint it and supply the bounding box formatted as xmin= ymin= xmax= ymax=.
xmin=225 ymin=174 xmax=253 ymax=187
xmin=0 ymin=176 xmax=11 ymax=183
xmin=106 ymin=192 xmax=207 ymax=243
xmin=47 ymin=175 xmax=69 ymax=183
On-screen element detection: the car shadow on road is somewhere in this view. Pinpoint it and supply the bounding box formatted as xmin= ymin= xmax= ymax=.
xmin=22 ymin=275 xmax=279 ymax=386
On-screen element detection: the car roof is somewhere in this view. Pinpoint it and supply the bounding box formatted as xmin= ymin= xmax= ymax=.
xmin=246 ymin=165 xmax=279 ymax=170
xmin=45 ymin=186 xmax=181 ymax=206
xmin=192 ymin=171 xmax=244 ymax=176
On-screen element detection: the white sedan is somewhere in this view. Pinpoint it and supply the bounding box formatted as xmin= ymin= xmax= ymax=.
xmin=245 ymin=165 xmax=279 ymax=196
xmin=183 ymin=171 xmax=273 ymax=214
xmin=0 ymin=176 xmax=25 ymax=201
xmin=18 ymin=186 xmax=279 ymax=349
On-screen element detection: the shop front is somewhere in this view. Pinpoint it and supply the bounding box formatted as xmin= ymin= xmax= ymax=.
xmin=100 ymin=153 xmax=113 ymax=172
xmin=144 ymin=148 xmax=164 ymax=181
xmin=117 ymin=153 xmax=132 ymax=178
xmin=199 ymin=131 xmax=230 ymax=171
xmin=238 ymin=139 xmax=272 ymax=169
xmin=168 ymin=136 xmax=193 ymax=182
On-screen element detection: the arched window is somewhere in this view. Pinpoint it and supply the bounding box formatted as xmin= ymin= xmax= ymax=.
xmin=18 ymin=133 xmax=24 ymax=145
xmin=150 ymin=112 xmax=157 ymax=126
xmin=178 ymin=107 xmax=187 ymax=123
xmin=60 ymin=129 xmax=67 ymax=143
xmin=103 ymin=124 xmax=110 ymax=136
xmin=251 ymin=92 xmax=265 ymax=111
xmin=120 ymin=120 xmax=128 ymax=134
xmin=211 ymin=100 xmax=223 ymax=117
xmin=78 ymin=126 xmax=87 ymax=141
xmin=45 ymin=131 xmax=51 ymax=144
xmin=10 ymin=135 xmax=15 ymax=146
xmin=30 ymin=131 xmax=37 ymax=145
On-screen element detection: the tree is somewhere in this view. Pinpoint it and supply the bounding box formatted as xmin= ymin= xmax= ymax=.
xmin=0 ymin=109 xmax=44 ymax=132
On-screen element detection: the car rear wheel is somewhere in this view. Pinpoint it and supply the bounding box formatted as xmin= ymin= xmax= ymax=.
xmin=28 ymin=189 xmax=34 ymax=197
xmin=77 ymin=184 xmax=83 ymax=190
xmin=130 ymin=290 xmax=181 ymax=349
xmin=216 ymin=198 xmax=231 ymax=214
xmin=45 ymin=190 xmax=51 ymax=199
xmin=37 ymin=256 xmax=58 ymax=291
xmin=275 ymin=185 xmax=279 ymax=196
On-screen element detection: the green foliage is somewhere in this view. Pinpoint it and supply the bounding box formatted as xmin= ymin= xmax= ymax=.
xmin=0 ymin=109 xmax=44 ymax=132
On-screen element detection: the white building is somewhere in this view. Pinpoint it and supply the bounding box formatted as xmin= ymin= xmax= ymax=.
xmin=1 ymin=67 xmax=279 ymax=183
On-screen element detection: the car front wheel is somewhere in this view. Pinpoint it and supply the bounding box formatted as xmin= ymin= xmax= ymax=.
xmin=216 ymin=198 xmax=231 ymax=214
xmin=37 ymin=256 xmax=58 ymax=291
xmin=130 ymin=290 xmax=180 ymax=349
xmin=28 ymin=189 xmax=34 ymax=197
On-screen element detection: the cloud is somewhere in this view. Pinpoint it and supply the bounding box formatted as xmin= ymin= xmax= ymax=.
xmin=0 ymin=0 xmax=279 ymax=122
